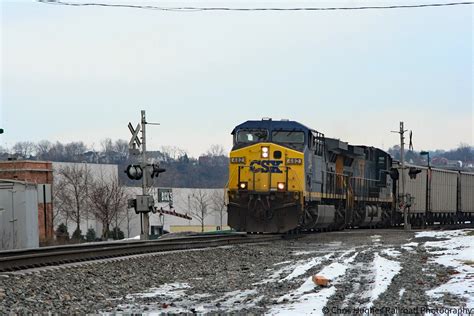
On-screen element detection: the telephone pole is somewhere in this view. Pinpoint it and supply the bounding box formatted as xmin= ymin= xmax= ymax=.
xmin=392 ymin=122 xmax=410 ymax=230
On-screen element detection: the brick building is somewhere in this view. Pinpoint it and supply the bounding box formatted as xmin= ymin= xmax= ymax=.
xmin=0 ymin=161 xmax=54 ymax=243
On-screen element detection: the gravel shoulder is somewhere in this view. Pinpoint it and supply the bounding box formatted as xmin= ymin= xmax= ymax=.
xmin=1 ymin=229 xmax=473 ymax=315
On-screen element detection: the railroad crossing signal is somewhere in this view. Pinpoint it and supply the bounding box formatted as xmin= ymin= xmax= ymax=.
xmin=408 ymin=167 xmax=422 ymax=179
xmin=128 ymin=122 xmax=141 ymax=148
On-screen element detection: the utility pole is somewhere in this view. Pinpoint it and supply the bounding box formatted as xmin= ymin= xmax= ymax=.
xmin=392 ymin=122 xmax=410 ymax=230
xmin=141 ymin=110 xmax=149 ymax=240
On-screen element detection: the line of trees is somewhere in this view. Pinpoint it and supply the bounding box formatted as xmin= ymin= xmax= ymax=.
xmin=0 ymin=140 xmax=230 ymax=188
xmin=53 ymin=164 xmax=129 ymax=240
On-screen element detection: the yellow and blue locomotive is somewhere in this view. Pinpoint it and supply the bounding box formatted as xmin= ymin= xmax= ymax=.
xmin=226 ymin=119 xmax=394 ymax=233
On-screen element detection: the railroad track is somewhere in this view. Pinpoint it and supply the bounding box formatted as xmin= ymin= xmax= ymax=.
xmin=0 ymin=233 xmax=286 ymax=272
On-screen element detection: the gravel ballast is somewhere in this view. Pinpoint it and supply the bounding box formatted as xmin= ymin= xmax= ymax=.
xmin=0 ymin=229 xmax=471 ymax=314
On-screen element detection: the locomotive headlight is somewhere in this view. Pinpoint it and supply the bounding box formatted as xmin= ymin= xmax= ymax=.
xmin=277 ymin=182 xmax=285 ymax=191
xmin=261 ymin=146 xmax=269 ymax=158
xmin=239 ymin=182 xmax=248 ymax=190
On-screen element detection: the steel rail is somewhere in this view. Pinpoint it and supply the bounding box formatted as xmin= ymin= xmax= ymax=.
xmin=0 ymin=234 xmax=284 ymax=272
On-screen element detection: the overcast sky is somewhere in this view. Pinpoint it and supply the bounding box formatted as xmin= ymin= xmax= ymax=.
xmin=1 ymin=0 xmax=472 ymax=157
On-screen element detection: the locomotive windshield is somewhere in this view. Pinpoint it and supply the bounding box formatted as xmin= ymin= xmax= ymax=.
xmin=271 ymin=130 xmax=305 ymax=143
xmin=236 ymin=129 xmax=268 ymax=143
xmin=271 ymin=130 xmax=305 ymax=151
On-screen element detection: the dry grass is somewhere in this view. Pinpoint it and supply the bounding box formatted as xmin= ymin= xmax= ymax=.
xmin=466 ymin=230 xmax=474 ymax=236
xmin=461 ymin=260 xmax=474 ymax=266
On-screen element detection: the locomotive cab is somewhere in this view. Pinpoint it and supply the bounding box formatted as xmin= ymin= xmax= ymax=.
xmin=227 ymin=119 xmax=308 ymax=232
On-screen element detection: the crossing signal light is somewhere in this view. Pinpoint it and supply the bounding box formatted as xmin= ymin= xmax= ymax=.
xmin=408 ymin=167 xmax=422 ymax=179
xmin=151 ymin=164 xmax=166 ymax=178
xmin=125 ymin=165 xmax=143 ymax=180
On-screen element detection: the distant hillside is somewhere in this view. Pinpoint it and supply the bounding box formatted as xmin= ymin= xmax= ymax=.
xmin=388 ymin=144 xmax=474 ymax=171
xmin=0 ymin=140 xmax=229 ymax=188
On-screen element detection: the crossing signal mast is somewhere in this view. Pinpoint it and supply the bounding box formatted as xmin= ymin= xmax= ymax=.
xmin=126 ymin=110 xmax=165 ymax=240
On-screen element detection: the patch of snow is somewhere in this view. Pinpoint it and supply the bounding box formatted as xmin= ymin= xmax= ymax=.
xmin=381 ymin=248 xmax=401 ymax=258
xmin=269 ymin=253 xmax=357 ymax=315
xmin=420 ymin=230 xmax=474 ymax=308
xmin=280 ymin=253 xmax=333 ymax=282
xmin=371 ymin=235 xmax=382 ymax=243
xmin=254 ymin=262 xmax=302 ymax=285
xmin=219 ymin=289 xmax=258 ymax=306
xmin=416 ymin=230 xmax=467 ymax=239
xmin=292 ymin=250 xmax=320 ymax=256
xmin=128 ymin=282 xmax=190 ymax=299
xmin=401 ymin=242 xmax=418 ymax=251
xmin=270 ymin=286 xmax=337 ymax=315
xmin=366 ymin=253 xmax=401 ymax=308
xmin=274 ymin=260 xmax=293 ymax=266
xmin=399 ymin=288 xmax=405 ymax=298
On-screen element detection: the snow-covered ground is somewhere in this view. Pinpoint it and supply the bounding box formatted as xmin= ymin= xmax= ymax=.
xmin=114 ymin=229 xmax=474 ymax=315
xmin=419 ymin=230 xmax=474 ymax=309
xmin=366 ymin=253 xmax=402 ymax=308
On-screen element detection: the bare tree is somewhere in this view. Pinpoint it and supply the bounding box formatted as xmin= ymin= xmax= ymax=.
xmin=55 ymin=164 xmax=92 ymax=235
xmin=52 ymin=177 xmax=73 ymax=227
xmin=101 ymin=138 xmax=114 ymax=154
xmin=36 ymin=140 xmax=52 ymax=160
xmin=12 ymin=141 xmax=36 ymax=158
xmin=160 ymin=146 xmax=188 ymax=162
xmin=48 ymin=142 xmax=66 ymax=161
xmin=114 ymin=139 xmax=129 ymax=160
xmin=210 ymin=190 xmax=227 ymax=229
xmin=64 ymin=142 xmax=88 ymax=162
xmin=206 ymin=144 xmax=225 ymax=157
xmin=188 ymin=189 xmax=210 ymax=232
xmin=88 ymin=175 xmax=128 ymax=239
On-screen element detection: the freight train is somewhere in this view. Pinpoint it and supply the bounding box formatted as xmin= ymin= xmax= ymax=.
xmin=226 ymin=119 xmax=474 ymax=233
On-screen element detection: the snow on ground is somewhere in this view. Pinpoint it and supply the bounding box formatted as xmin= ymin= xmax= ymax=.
xmin=420 ymin=229 xmax=474 ymax=308
xmin=127 ymin=282 xmax=190 ymax=299
xmin=280 ymin=254 xmax=333 ymax=282
xmin=366 ymin=253 xmax=402 ymax=308
xmin=217 ymin=289 xmax=258 ymax=306
xmin=401 ymin=242 xmax=418 ymax=251
xmin=381 ymin=248 xmax=401 ymax=258
xmin=399 ymin=288 xmax=405 ymax=298
xmin=292 ymin=251 xmax=320 ymax=256
xmin=255 ymin=261 xmax=306 ymax=285
xmin=274 ymin=260 xmax=293 ymax=266
xmin=371 ymin=235 xmax=382 ymax=243
xmin=269 ymin=252 xmax=357 ymax=315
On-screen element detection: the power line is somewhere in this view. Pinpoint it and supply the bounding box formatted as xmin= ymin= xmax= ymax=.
xmin=37 ymin=0 xmax=474 ymax=12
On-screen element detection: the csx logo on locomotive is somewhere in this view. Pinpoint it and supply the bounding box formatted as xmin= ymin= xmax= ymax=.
xmin=249 ymin=160 xmax=283 ymax=173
